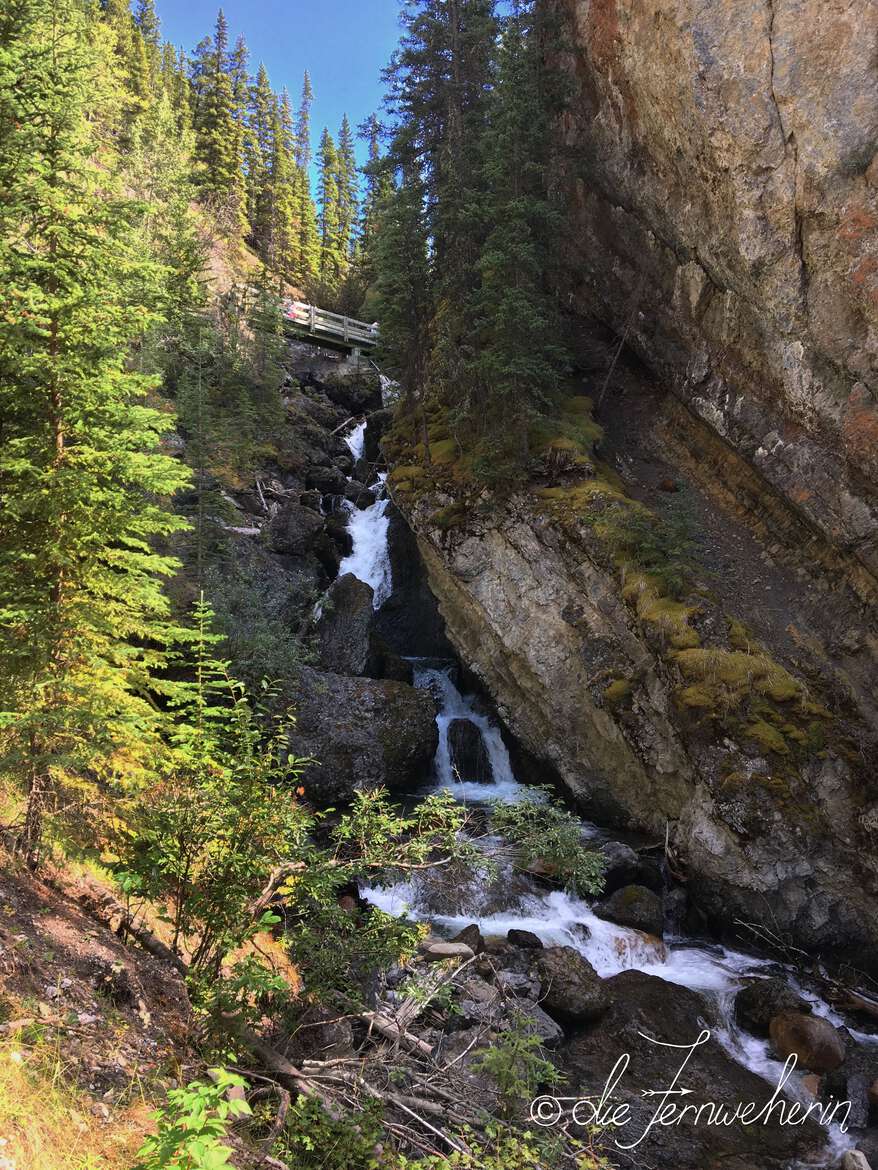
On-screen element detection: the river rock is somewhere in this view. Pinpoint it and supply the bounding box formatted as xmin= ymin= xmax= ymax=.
xmin=843 ymin=1154 xmax=872 ymax=1170
xmin=447 ymin=718 xmax=493 ymax=784
xmin=343 ymin=480 xmax=376 ymax=509
xmin=305 ymin=463 xmax=347 ymax=494
xmin=563 ymin=970 xmax=823 ymax=1169
xmin=422 ymin=941 xmax=475 ymax=963
xmin=316 ymin=574 xmax=375 ymax=675
xmin=734 ymin=978 xmax=811 ymax=1037
xmin=507 ymin=928 xmax=543 ymax=950
xmin=323 ymin=509 xmax=354 ymax=557
xmin=598 ymin=839 xmax=640 ymax=894
xmin=285 ymin=667 xmax=438 ymax=803
xmin=769 ymin=1011 xmax=845 ymax=1073
xmin=822 ymin=1040 xmax=878 ymax=1129
xmin=594 ymin=884 xmax=664 ymax=938
xmin=536 ymin=946 xmax=608 ymax=1024
xmin=450 ymin=924 xmax=484 ymax=954
xmin=266 ymin=502 xmax=324 ymax=555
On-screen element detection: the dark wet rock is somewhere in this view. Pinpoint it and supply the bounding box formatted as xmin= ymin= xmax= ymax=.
xmin=369 ymin=638 xmax=414 ymax=684
xmin=769 ymin=1011 xmax=846 ymax=1073
xmin=447 ymin=718 xmax=493 ymax=784
xmin=299 ymin=489 xmax=324 ymax=511
xmin=285 ymin=667 xmax=438 ymax=804
xmin=598 ymin=840 xmax=640 ymax=894
xmin=507 ymin=929 xmax=544 ymax=950
xmin=536 ymin=946 xmax=608 ymax=1024
xmin=451 ymin=924 xmax=485 ymax=955
xmin=321 ymin=368 xmax=382 ymax=414
xmin=333 ymin=453 xmax=354 ymax=475
xmin=305 ymin=463 xmax=347 ymax=494
xmin=266 ymin=502 xmax=324 ymax=556
xmin=822 ymin=1037 xmax=877 ymax=1129
xmin=316 ymin=574 xmax=375 ymax=675
xmin=734 ymin=978 xmax=810 ymax=1037
xmin=311 ymin=531 xmax=343 ymax=579
xmin=594 ymin=884 xmax=664 ymax=938
xmin=366 ymin=407 xmax=393 ymax=462
xmin=562 ymin=970 xmax=823 ymax=1169
xmin=324 ymin=509 xmax=354 ymax=558
xmin=344 ymin=480 xmax=377 ymax=509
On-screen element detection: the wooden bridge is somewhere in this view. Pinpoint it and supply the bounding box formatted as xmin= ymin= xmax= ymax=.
xmin=282 ymin=299 xmax=379 ymax=350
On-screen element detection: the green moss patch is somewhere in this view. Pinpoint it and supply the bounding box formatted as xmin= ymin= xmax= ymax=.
xmin=603 ymin=678 xmax=632 ymax=707
xmin=673 ymin=648 xmax=801 ymax=709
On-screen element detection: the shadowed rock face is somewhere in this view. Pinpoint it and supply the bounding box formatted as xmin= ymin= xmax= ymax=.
xmin=557 ymin=0 xmax=878 ymax=576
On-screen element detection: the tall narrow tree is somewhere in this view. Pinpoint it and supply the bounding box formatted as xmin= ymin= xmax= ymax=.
xmin=0 ymin=0 xmax=190 ymax=861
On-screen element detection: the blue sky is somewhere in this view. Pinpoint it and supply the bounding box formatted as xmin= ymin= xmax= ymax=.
xmin=155 ymin=0 xmax=402 ymax=164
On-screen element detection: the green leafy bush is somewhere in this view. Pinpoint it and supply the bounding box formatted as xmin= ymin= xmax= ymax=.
xmin=490 ymin=790 xmax=605 ymax=896
xmin=134 ymin=1070 xmax=250 ymax=1170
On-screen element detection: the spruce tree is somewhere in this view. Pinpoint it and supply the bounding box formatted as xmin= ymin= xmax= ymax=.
xmin=245 ymin=62 xmax=274 ymax=250
xmin=190 ymin=9 xmax=246 ymax=236
xmin=336 ymin=113 xmax=359 ymax=263
xmin=0 ymin=0 xmax=190 ymax=861
xmin=295 ymin=70 xmax=313 ymax=171
xmin=467 ymin=1 xmax=569 ymax=471
xmin=317 ymin=127 xmax=344 ymax=288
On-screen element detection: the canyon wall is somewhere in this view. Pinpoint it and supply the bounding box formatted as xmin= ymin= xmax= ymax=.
xmin=556 ymin=0 xmax=878 ymax=578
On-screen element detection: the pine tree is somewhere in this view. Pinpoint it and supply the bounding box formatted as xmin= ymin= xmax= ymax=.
xmin=466 ymin=1 xmax=569 ymax=472
xmin=245 ymin=62 xmax=274 ymax=249
xmin=336 ymin=113 xmax=359 ymax=263
xmin=134 ymin=0 xmax=160 ymax=51
xmin=0 ymin=0 xmax=190 ymax=861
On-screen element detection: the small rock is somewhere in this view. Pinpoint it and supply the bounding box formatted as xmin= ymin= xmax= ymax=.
xmin=422 ymin=942 xmax=475 ymax=963
xmin=507 ymin=928 xmax=544 ymax=950
xmin=451 ymin=924 xmax=485 ymax=954
xmin=734 ymin=978 xmax=811 ymax=1036
xmin=801 ymin=1073 xmax=821 ymax=1097
xmin=497 ymin=970 xmax=539 ymax=998
xmin=514 ymin=1001 xmax=564 ymax=1047
xmin=598 ymin=840 xmax=640 ymax=894
xmin=843 ymin=1153 xmax=872 ymax=1170
xmin=769 ymin=1011 xmax=845 ymax=1073
xmin=594 ymin=884 xmax=664 ymax=937
xmin=870 ymin=1078 xmax=878 ymax=1109
xmin=658 ymin=477 xmax=679 ymax=492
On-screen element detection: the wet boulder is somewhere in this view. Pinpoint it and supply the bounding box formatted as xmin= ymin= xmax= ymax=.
xmin=598 ymin=839 xmax=640 ymax=894
xmin=447 ymin=719 xmax=493 ymax=784
xmin=316 ymin=574 xmax=375 ymax=676
xmin=343 ymin=480 xmax=377 ymax=509
xmin=324 ymin=509 xmax=354 ymax=557
xmin=536 ymin=946 xmax=609 ymax=1024
xmin=366 ymin=407 xmax=393 ymax=462
xmin=266 ymin=502 xmax=324 ymax=555
xmin=769 ymin=1011 xmax=846 ymax=1073
xmin=285 ymin=667 xmax=438 ymax=804
xmin=305 ymin=463 xmax=347 ymax=494
xmin=562 ymin=970 xmax=823 ymax=1169
xmin=734 ymin=978 xmax=811 ymax=1037
xmin=594 ymin=883 xmax=664 ymax=938
xmin=507 ymin=928 xmax=544 ymax=950
xmin=451 ymin=924 xmax=485 ymax=954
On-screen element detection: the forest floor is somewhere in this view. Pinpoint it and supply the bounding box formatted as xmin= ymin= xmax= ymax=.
xmin=0 ymin=854 xmax=193 ymax=1170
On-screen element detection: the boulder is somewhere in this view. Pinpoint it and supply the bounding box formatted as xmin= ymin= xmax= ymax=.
xmin=324 ymin=509 xmax=354 ymax=557
xmin=734 ymin=978 xmax=811 ymax=1037
xmin=507 ymin=928 xmax=544 ymax=950
xmin=285 ymin=668 xmax=438 ymax=804
xmin=594 ymin=884 xmax=664 ymax=938
xmin=366 ymin=407 xmax=393 ymax=462
xmin=311 ymin=531 xmax=343 ymax=579
xmin=769 ymin=1011 xmax=845 ymax=1073
xmin=451 ymin=924 xmax=484 ymax=954
xmin=316 ymin=574 xmax=375 ymax=676
xmin=563 ymin=970 xmax=823 ymax=1169
xmin=822 ymin=1039 xmax=878 ymax=1129
xmin=843 ymin=1154 xmax=872 ymax=1170
xmin=598 ymin=840 xmax=640 ymax=894
xmin=447 ymin=718 xmax=493 ymax=784
xmin=343 ymin=480 xmax=376 ymax=509
xmin=536 ymin=946 xmax=608 ymax=1024
xmin=266 ymin=502 xmax=324 ymax=555
xmin=305 ymin=463 xmax=347 ymax=494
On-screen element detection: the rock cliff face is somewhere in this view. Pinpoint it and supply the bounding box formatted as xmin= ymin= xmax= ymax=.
xmin=404 ymin=488 xmax=878 ymax=970
xmin=556 ymin=0 xmax=878 ymax=578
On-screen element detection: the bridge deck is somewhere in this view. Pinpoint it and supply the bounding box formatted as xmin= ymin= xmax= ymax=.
xmin=282 ymin=300 xmax=378 ymax=349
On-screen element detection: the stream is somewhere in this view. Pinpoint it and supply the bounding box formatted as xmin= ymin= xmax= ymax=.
xmin=334 ymin=414 xmax=874 ymax=1167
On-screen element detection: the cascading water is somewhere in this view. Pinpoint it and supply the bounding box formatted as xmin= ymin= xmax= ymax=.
xmin=337 ymin=419 xmax=392 ymax=608
xmin=336 ymin=411 xmax=863 ymax=1165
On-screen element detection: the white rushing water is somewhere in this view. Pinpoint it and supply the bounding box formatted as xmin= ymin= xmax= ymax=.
xmin=411 ymin=662 xmax=521 ymax=802
xmin=337 ymin=419 xmax=392 ymax=608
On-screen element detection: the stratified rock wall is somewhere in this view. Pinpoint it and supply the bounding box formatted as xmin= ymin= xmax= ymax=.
xmin=556 ymin=0 xmax=878 ymax=576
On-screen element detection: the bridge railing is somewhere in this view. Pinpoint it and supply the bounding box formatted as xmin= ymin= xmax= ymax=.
xmin=282 ymin=300 xmax=379 ymax=347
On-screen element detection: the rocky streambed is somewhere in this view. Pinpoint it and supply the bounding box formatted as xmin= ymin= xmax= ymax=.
xmin=215 ymin=353 xmax=878 ymax=1168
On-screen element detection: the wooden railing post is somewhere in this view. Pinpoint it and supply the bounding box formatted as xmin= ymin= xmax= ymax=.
xmin=309 ymin=303 xmax=316 ymax=332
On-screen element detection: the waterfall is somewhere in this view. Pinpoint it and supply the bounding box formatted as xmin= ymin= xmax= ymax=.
xmin=337 ymin=420 xmax=392 ymax=609
xmin=411 ymin=662 xmax=521 ymax=802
